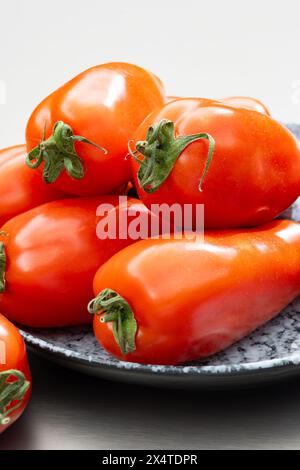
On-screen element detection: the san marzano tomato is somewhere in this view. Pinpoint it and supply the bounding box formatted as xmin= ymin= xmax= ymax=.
xmin=0 ymin=196 xmax=157 ymax=327
xmin=90 ymin=220 xmax=300 ymax=365
xmin=130 ymin=98 xmax=300 ymax=228
xmin=26 ymin=62 xmax=166 ymax=196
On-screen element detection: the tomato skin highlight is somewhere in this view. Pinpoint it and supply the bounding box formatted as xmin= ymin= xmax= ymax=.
xmin=130 ymin=99 xmax=300 ymax=229
xmin=0 ymin=145 xmax=65 ymax=226
xmin=26 ymin=62 xmax=166 ymax=196
xmin=0 ymin=313 xmax=31 ymax=433
xmin=0 ymin=196 xmax=153 ymax=328
xmin=220 ymin=96 xmax=270 ymax=115
xmin=92 ymin=220 xmax=300 ymax=365
xmin=167 ymin=96 xmax=270 ymax=115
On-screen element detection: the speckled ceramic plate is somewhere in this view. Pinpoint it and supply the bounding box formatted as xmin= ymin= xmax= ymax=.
xmin=21 ymin=124 xmax=300 ymax=389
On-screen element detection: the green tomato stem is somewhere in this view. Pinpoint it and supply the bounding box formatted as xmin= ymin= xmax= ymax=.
xmin=88 ymin=288 xmax=137 ymax=355
xmin=128 ymin=119 xmax=215 ymax=193
xmin=26 ymin=121 xmax=107 ymax=183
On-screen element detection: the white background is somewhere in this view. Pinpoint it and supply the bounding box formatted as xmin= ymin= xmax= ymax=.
xmin=0 ymin=0 xmax=300 ymax=147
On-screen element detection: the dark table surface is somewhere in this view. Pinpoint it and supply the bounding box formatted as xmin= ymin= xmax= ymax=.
xmin=1 ymin=352 xmax=300 ymax=450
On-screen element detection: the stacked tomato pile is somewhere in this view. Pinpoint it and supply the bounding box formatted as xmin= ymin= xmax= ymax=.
xmin=1 ymin=62 xmax=300 ymax=431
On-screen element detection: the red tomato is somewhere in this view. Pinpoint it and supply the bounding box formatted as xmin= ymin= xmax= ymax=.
xmin=0 ymin=145 xmax=64 ymax=226
xmin=130 ymin=98 xmax=300 ymax=229
xmin=90 ymin=220 xmax=300 ymax=365
xmin=0 ymin=196 xmax=155 ymax=327
xmin=0 ymin=313 xmax=31 ymax=433
xmin=26 ymin=62 xmax=166 ymax=196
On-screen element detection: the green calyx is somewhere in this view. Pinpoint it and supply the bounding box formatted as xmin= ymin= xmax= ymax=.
xmin=0 ymin=370 xmax=30 ymax=426
xmin=26 ymin=121 xmax=108 ymax=183
xmin=88 ymin=288 xmax=137 ymax=355
xmin=0 ymin=242 xmax=6 ymax=293
xmin=128 ymin=119 xmax=215 ymax=193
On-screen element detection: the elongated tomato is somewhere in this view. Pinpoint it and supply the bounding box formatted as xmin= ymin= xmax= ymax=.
xmin=26 ymin=62 xmax=166 ymax=196
xmin=90 ymin=220 xmax=300 ymax=365
xmin=0 ymin=313 xmax=31 ymax=433
xmin=130 ymin=99 xmax=300 ymax=228
xmin=0 ymin=145 xmax=64 ymax=226
xmin=0 ymin=196 xmax=154 ymax=327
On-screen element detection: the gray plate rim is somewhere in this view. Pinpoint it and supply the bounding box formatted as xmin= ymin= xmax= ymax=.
xmin=20 ymin=328 xmax=300 ymax=379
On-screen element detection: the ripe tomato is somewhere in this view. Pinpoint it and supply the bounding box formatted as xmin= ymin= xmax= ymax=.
xmin=130 ymin=98 xmax=300 ymax=229
xmin=26 ymin=62 xmax=166 ymax=196
xmin=0 ymin=313 xmax=31 ymax=433
xmin=0 ymin=196 xmax=155 ymax=327
xmin=0 ymin=145 xmax=64 ymax=226
xmin=90 ymin=220 xmax=300 ymax=365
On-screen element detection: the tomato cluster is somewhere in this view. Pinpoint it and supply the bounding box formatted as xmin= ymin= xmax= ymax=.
xmin=1 ymin=61 xmax=300 ymax=430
